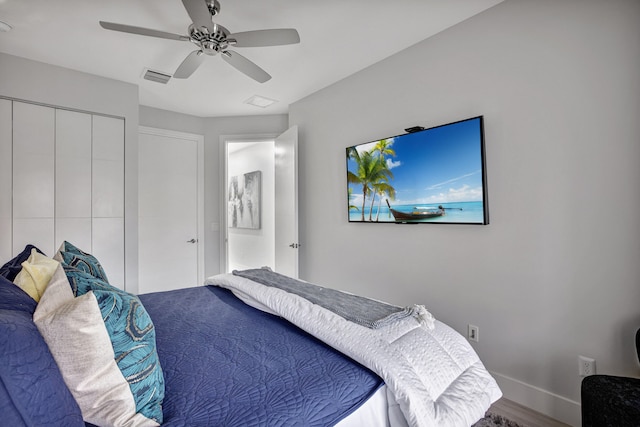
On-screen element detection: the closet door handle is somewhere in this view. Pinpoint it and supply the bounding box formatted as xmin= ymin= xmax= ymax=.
xmin=187 ymin=238 xmax=197 ymax=243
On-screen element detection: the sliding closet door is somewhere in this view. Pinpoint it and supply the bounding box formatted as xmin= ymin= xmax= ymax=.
xmin=12 ymin=102 xmax=55 ymax=255
xmin=0 ymin=100 xmax=11 ymax=262
xmin=55 ymin=110 xmax=125 ymax=288
xmin=55 ymin=109 xmax=93 ymax=251
xmin=92 ymin=115 xmax=125 ymax=288
xmin=0 ymin=100 xmax=126 ymax=289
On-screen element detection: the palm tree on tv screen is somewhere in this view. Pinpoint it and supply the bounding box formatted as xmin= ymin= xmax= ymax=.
xmin=347 ymin=146 xmax=394 ymax=221
xmin=372 ymin=181 xmax=396 ymax=222
xmin=369 ymin=139 xmax=396 ymax=221
xmin=373 ymin=138 xmax=396 ymax=160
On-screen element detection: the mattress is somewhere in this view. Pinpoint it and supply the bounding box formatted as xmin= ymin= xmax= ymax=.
xmin=139 ymin=286 xmax=385 ymax=426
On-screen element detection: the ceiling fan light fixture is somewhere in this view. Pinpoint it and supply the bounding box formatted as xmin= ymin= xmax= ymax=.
xmin=244 ymin=95 xmax=277 ymax=108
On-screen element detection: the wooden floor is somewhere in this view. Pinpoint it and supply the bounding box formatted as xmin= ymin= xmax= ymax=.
xmin=489 ymin=398 xmax=573 ymax=427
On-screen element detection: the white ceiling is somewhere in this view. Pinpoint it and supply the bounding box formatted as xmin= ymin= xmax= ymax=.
xmin=0 ymin=0 xmax=503 ymax=118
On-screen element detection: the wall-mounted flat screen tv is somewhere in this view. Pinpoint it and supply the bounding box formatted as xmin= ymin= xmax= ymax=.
xmin=346 ymin=116 xmax=489 ymax=225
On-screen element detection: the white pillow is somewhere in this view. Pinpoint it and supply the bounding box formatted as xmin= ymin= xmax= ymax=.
xmin=33 ymin=266 xmax=159 ymax=427
xmin=33 ymin=264 xmax=74 ymax=314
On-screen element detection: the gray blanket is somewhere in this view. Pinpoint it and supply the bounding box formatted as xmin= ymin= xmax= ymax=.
xmin=233 ymin=268 xmax=430 ymax=329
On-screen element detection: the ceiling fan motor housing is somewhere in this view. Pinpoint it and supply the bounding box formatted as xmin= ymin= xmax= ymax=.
xmin=189 ymin=22 xmax=230 ymax=55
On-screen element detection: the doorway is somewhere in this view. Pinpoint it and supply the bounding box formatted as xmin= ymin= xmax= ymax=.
xmin=223 ymin=126 xmax=298 ymax=277
xmin=225 ymin=139 xmax=275 ymax=272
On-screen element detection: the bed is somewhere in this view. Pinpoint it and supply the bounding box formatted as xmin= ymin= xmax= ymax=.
xmin=0 ymin=242 xmax=501 ymax=427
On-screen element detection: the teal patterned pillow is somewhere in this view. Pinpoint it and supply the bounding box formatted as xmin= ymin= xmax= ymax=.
xmin=60 ymin=264 xmax=165 ymax=423
xmin=62 ymin=264 xmax=121 ymax=296
xmin=56 ymin=241 xmax=109 ymax=283
xmin=92 ymin=289 xmax=165 ymax=423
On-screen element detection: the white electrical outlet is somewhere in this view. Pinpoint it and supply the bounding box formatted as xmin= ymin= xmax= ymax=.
xmin=579 ymin=356 xmax=596 ymax=376
xmin=468 ymin=324 xmax=479 ymax=342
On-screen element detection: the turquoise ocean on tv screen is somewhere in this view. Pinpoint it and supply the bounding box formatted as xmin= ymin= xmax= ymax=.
xmin=348 ymin=201 xmax=485 ymax=223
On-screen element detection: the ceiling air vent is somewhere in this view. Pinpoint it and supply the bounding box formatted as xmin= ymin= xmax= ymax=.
xmin=143 ymin=69 xmax=172 ymax=84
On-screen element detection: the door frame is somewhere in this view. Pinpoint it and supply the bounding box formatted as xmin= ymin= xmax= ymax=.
xmin=138 ymin=126 xmax=205 ymax=287
xmin=220 ymin=133 xmax=279 ymax=273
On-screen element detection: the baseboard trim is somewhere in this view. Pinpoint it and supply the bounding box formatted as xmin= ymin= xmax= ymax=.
xmin=490 ymin=371 xmax=581 ymax=427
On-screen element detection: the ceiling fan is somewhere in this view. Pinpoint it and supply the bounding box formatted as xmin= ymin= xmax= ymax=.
xmin=99 ymin=0 xmax=300 ymax=83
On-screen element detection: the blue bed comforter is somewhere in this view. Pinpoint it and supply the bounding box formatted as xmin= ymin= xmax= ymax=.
xmin=139 ymin=285 xmax=384 ymax=426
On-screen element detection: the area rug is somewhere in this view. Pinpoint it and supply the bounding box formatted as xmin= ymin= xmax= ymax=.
xmin=472 ymin=412 xmax=524 ymax=427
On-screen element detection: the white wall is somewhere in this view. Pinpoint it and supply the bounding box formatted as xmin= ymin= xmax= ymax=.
xmin=289 ymin=0 xmax=640 ymax=425
xmin=227 ymin=142 xmax=275 ymax=271
xmin=0 ymin=53 xmax=140 ymax=292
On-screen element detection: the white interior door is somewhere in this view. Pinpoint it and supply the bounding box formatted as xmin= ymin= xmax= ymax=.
xmin=138 ymin=127 xmax=204 ymax=294
xmin=274 ymin=126 xmax=299 ymax=278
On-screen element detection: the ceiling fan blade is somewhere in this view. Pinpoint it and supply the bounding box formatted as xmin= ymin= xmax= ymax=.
xmin=181 ymin=0 xmax=214 ymax=32
xmin=230 ymin=29 xmax=300 ymax=47
xmin=173 ymin=50 xmax=206 ymax=79
xmin=99 ymin=21 xmax=188 ymax=41
xmin=221 ymin=50 xmax=271 ymax=83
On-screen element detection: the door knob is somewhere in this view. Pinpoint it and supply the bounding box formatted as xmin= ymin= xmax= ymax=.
xmin=289 ymin=243 xmax=299 ymax=248
xmin=187 ymin=238 xmax=197 ymax=243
